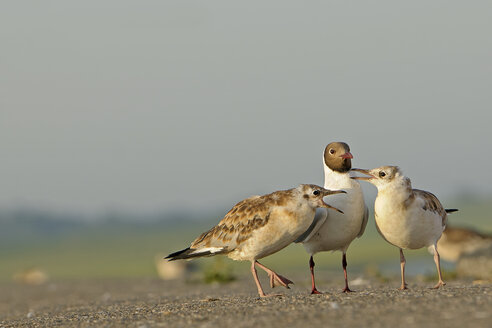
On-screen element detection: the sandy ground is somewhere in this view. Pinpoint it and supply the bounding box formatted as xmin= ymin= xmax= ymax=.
xmin=0 ymin=273 xmax=490 ymax=328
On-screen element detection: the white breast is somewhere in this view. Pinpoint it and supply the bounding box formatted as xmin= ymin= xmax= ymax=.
xmin=302 ymin=171 xmax=366 ymax=254
xmin=374 ymin=194 xmax=444 ymax=250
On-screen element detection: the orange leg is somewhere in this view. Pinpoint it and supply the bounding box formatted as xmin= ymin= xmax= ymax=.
xmin=431 ymin=244 xmax=446 ymax=289
xmin=250 ymin=261 xmax=267 ymax=297
xmin=309 ymin=256 xmax=322 ymax=294
xmin=342 ymin=252 xmax=353 ymax=293
xmin=399 ymin=248 xmax=408 ymax=290
xmin=255 ymin=261 xmax=293 ymax=289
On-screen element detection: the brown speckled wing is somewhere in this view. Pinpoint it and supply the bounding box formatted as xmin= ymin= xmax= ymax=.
xmin=443 ymin=226 xmax=492 ymax=242
xmin=413 ymin=189 xmax=447 ymax=226
xmin=190 ymin=195 xmax=275 ymax=251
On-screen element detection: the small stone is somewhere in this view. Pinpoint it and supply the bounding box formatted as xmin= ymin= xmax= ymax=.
xmin=101 ymin=292 xmax=111 ymax=302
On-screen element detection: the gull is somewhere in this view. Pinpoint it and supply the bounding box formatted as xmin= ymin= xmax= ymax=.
xmin=432 ymin=225 xmax=491 ymax=262
xmin=165 ymin=184 xmax=346 ymax=297
xmin=352 ymin=166 xmax=456 ymax=289
xmin=295 ymin=142 xmax=368 ymax=294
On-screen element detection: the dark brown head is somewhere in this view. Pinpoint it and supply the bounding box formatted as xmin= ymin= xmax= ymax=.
xmin=324 ymin=142 xmax=353 ymax=173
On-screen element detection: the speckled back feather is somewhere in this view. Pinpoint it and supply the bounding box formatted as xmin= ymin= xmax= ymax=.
xmin=190 ymin=189 xmax=295 ymax=251
xmin=413 ymin=189 xmax=447 ymax=226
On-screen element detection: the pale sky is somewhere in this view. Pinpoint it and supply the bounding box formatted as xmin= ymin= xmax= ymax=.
xmin=1 ymin=1 xmax=491 ymax=215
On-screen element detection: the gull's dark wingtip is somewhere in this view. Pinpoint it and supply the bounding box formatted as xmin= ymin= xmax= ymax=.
xmin=164 ymin=247 xmax=191 ymax=261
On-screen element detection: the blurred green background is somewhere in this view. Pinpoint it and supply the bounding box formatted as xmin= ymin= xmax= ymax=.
xmin=2 ymin=1 xmax=492 ymax=285
xmin=1 ymin=196 xmax=489 ymax=282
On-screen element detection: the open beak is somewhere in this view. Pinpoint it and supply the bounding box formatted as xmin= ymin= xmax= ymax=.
xmin=322 ymin=189 xmax=346 ymax=196
xmin=340 ymin=152 xmax=353 ymax=159
xmin=324 ymin=204 xmax=344 ymax=214
xmin=320 ymin=188 xmax=346 ymax=213
xmin=350 ymin=168 xmax=374 ymax=181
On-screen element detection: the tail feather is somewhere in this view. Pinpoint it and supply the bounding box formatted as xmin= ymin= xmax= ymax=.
xmin=445 ymin=209 xmax=458 ymax=214
xmin=165 ymin=247 xmax=192 ymax=261
xmin=164 ymin=247 xmax=228 ymax=261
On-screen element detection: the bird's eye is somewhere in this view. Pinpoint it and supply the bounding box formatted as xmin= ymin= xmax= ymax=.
xmin=313 ymin=190 xmax=320 ymax=196
xmin=329 ymin=149 xmax=335 ymax=155
xmin=379 ymin=171 xmax=386 ymax=178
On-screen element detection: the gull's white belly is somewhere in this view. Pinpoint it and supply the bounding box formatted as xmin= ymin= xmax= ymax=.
xmin=375 ymin=198 xmax=444 ymax=250
xmin=303 ymin=187 xmax=365 ymax=254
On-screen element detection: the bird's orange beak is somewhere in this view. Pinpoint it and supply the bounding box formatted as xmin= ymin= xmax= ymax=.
xmin=340 ymin=152 xmax=353 ymax=159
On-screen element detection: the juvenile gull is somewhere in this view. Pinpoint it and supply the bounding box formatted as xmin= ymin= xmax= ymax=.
xmin=353 ymin=166 xmax=456 ymax=289
xmin=296 ymin=142 xmax=367 ymax=293
xmin=165 ymin=184 xmax=345 ymax=297
xmin=432 ymin=225 xmax=491 ymax=262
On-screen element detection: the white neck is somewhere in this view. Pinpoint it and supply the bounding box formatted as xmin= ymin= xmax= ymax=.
xmin=377 ymin=177 xmax=412 ymax=203
xmin=323 ymin=164 xmax=354 ymax=189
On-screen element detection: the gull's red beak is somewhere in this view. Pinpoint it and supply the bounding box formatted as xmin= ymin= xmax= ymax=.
xmin=340 ymin=152 xmax=353 ymax=159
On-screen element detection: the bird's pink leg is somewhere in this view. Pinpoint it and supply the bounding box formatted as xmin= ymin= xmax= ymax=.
xmin=309 ymin=256 xmax=322 ymax=294
xmin=342 ymin=252 xmax=353 ymax=293
xmin=399 ymin=248 xmax=408 ymax=290
xmin=251 ymin=261 xmax=267 ymax=297
xmin=431 ymin=244 xmax=446 ymax=289
xmin=255 ymin=261 xmax=293 ymax=289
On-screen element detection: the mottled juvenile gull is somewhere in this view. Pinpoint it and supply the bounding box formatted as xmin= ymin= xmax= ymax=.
xmin=166 ymin=184 xmax=345 ymax=297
